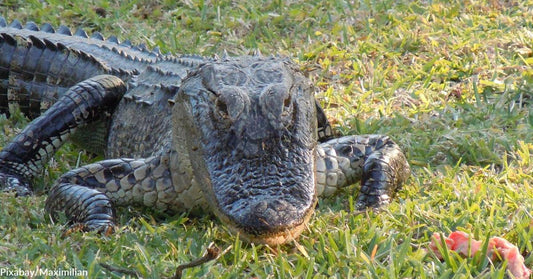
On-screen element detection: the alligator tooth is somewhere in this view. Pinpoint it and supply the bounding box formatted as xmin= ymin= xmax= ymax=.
xmin=108 ymin=35 xmax=120 ymax=44
xmin=253 ymin=49 xmax=262 ymax=57
xmin=9 ymin=19 xmax=23 ymax=29
xmin=57 ymin=25 xmax=72 ymax=35
xmin=0 ymin=16 xmax=6 ymax=27
xmin=74 ymin=28 xmax=88 ymax=38
xmin=24 ymin=22 xmax=39 ymax=31
xmin=91 ymin=31 xmax=104 ymax=40
xmin=40 ymin=23 xmax=55 ymax=33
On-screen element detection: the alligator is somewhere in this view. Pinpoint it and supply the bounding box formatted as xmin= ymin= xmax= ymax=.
xmin=0 ymin=17 xmax=410 ymax=245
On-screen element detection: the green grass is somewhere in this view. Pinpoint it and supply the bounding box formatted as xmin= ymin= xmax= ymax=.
xmin=1 ymin=0 xmax=532 ymax=278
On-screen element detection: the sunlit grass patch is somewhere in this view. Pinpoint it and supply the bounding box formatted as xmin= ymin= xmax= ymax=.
xmin=0 ymin=0 xmax=532 ymax=277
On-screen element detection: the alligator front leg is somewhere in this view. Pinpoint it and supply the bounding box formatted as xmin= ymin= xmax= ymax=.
xmin=46 ymin=183 xmax=116 ymax=233
xmin=45 ymin=151 xmax=193 ymax=232
xmin=0 ymin=75 xmax=126 ymax=195
xmin=316 ymin=135 xmax=410 ymax=210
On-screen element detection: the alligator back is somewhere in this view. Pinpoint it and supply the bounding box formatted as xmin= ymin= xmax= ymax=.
xmin=0 ymin=17 xmax=210 ymax=157
xmin=0 ymin=17 xmax=162 ymax=119
xmin=106 ymin=53 xmax=209 ymax=158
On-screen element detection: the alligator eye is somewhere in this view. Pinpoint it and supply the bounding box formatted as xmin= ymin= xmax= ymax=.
xmin=283 ymin=95 xmax=292 ymax=109
xmin=281 ymin=95 xmax=292 ymax=117
xmin=216 ymin=98 xmax=229 ymax=119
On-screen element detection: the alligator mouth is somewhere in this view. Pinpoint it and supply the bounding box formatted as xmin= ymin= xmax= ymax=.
xmin=215 ymin=193 xmax=317 ymax=245
xmin=241 ymin=221 xmax=309 ymax=246
xmin=225 ymin=190 xmax=318 ymax=245
xmin=227 ymin=204 xmax=315 ymax=245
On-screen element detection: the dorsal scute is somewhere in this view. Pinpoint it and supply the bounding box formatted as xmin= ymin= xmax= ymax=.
xmin=74 ymin=28 xmax=88 ymax=38
xmin=121 ymin=39 xmax=132 ymax=47
xmin=42 ymin=38 xmax=57 ymax=51
xmin=28 ymin=35 xmax=46 ymax=49
xmin=91 ymin=31 xmax=104 ymax=40
xmin=152 ymin=46 xmax=161 ymax=56
xmin=0 ymin=33 xmax=17 ymax=45
xmin=107 ymin=35 xmax=119 ymax=44
xmin=24 ymin=22 xmax=39 ymax=31
xmin=8 ymin=19 xmax=23 ymax=29
xmin=57 ymin=25 xmax=72 ymax=35
xmin=1 ymin=17 xmax=172 ymax=73
xmin=40 ymin=23 xmax=55 ymax=33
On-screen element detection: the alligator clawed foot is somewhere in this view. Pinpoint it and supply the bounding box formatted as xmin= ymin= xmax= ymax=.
xmin=354 ymin=194 xmax=391 ymax=212
xmin=0 ymin=172 xmax=32 ymax=196
xmin=61 ymin=222 xmax=115 ymax=238
xmin=46 ymin=183 xmax=117 ymax=237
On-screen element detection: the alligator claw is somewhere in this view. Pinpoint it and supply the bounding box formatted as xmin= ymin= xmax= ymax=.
xmin=0 ymin=172 xmax=32 ymax=196
xmin=61 ymin=222 xmax=115 ymax=238
xmin=354 ymin=193 xmax=391 ymax=212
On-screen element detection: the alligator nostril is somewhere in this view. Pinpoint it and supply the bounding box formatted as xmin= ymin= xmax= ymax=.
xmin=235 ymin=198 xmax=300 ymax=234
xmin=254 ymin=200 xmax=268 ymax=211
xmin=270 ymin=199 xmax=288 ymax=211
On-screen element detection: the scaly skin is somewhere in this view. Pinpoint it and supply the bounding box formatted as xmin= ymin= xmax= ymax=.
xmin=0 ymin=18 xmax=410 ymax=245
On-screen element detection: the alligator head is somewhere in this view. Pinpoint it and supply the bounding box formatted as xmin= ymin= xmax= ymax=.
xmin=172 ymin=56 xmax=318 ymax=245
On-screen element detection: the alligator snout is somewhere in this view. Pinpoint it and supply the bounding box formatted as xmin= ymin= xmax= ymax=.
xmin=232 ymin=198 xmax=313 ymax=245
xmin=240 ymin=199 xmax=296 ymax=232
xmin=209 ymin=152 xmax=317 ymax=245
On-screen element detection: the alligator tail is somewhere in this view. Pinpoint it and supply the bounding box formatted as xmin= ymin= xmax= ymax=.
xmin=0 ymin=22 xmax=111 ymax=118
